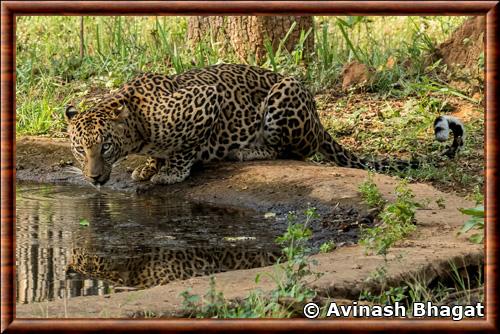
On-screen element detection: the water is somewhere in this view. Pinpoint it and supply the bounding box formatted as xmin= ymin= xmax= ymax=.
xmin=15 ymin=182 xmax=284 ymax=304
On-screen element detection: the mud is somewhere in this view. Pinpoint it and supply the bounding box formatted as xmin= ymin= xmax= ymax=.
xmin=15 ymin=136 xmax=483 ymax=318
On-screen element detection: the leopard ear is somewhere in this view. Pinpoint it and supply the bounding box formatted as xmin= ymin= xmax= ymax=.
xmin=65 ymin=105 xmax=78 ymax=122
xmin=111 ymin=103 xmax=130 ymax=123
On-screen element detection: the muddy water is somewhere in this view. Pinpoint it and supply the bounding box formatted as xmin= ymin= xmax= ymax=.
xmin=15 ymin=182 xmax=285 ymax=304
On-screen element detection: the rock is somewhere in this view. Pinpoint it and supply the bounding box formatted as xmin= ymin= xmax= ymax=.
xmin=341 ymin=61 xmax=374 ymax=92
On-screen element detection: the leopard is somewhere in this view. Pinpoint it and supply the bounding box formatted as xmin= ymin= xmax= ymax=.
xmin=66 ymin=246 xmax=280 ymax=288
xmin=65 ymin=63 xmax=418 ymax=186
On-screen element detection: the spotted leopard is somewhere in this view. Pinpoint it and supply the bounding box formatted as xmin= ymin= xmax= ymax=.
xmin=66 ymin=246 xmax=280 ymax=288
xmin=65 ymin=63 xmax=418 ymax=185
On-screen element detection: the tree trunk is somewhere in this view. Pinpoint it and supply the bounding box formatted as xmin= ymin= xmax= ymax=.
xmin=187 ymin=16 xmax=314 ymax=64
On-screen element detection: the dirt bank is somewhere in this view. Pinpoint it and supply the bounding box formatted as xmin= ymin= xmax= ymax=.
xmin=15 ymin=136 xmax=482 ymax=318
xmin=16 ymin=136 xmax=370 ymax=214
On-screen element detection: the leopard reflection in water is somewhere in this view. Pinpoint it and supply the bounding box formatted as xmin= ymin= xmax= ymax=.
xmin=16 ymin=182 xmax=283 ymax=303
xmin=67 ymin=246 xmax=280 ymax=288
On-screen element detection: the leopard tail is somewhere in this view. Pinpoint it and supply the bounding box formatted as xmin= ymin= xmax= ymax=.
xmin=319 ymin=131 xmax=420 ymax=172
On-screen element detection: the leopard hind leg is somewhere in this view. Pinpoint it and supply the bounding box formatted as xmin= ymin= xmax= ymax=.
xmin=261 ymin=76 xmax=323 ymax=159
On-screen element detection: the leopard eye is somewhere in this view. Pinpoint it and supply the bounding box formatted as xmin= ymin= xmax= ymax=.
xmin=75 ymin=146 xmax=85 ymax=155
xmin=102 ymin=143 xmax=112 ymax=153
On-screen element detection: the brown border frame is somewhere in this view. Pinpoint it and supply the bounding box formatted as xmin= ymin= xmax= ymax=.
xmin=1 ymin=1 xmax=498 ymax=333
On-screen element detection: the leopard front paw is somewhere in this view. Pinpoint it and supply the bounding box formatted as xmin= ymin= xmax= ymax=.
xmin=131 ymin=164 xmax=158 ymax=181
xmin=149 ymin=167 xmax=190 ymax=185
xmin=226 ymin=150 xmax=244 ymax=162
xmin=151 ymin=173 xmax=188 ymax=184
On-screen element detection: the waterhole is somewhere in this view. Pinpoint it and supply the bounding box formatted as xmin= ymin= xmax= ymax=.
xmin=16 ymin=182 xmax=367 ymax=304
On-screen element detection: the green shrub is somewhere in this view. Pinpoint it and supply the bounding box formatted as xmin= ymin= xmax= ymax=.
xmin=458 ymin=205 xmax=484 ymax=244
xmin=360 ymin=180 xmax=418 ymax=257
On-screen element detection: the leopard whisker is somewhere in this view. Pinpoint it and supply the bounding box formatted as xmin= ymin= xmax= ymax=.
xmin=63 ymin=166 xmax=83 ymax=175
xmin=87 ymin=181 xmax=101 ymax=192
xmin=65 ymin=171 xmax=83 ymax=175
xmin=64 ymin=165 xmax=80 ymax=171
xmin=112 ymin=156 xmax=127 ymax=168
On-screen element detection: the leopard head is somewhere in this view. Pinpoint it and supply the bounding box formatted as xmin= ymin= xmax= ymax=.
xmin=65 ymin=102 xmax=131 ymax=186
xmin=66 ymin=248 xmax=126 ymax=284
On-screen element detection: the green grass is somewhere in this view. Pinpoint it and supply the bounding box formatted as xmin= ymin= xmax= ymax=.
xmin=16 ymin=16 xmax=467 ymax=136
xmin=360 ymin=262 xmax=484 ymax=315
xmin=319 ymin=240 xmax=336 ymax=253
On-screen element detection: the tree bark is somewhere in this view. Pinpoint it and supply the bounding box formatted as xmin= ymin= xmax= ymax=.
xmin=187 ymin=16 xmax=314 ymax=64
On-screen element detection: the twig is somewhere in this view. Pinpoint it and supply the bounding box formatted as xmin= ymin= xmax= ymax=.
xmin=80 ymin=17 xmax=85 ymax=58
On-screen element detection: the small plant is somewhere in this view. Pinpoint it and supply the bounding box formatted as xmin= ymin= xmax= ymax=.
xmin=319 ymin=241 xmax=336 ymax=253
xmin=358 ymin=173 xmax=386 ymax=208
xmin=361 ymin=261 xmax=484 ymax=312
xmin=79 ymin=218 xmax=90 ymax=227
xmin=458 ymin=205 xmax=484 ymax=244
xmin=200 ymin=276 xmax=227 ymax=317
xmin=179 ymin=288 xmax=201 ymax=317
xmin=366 ymin=264 xmax=388 ymax=285
xmin=336 ymin=17 xmax=362 ymax=62
xmin=360 ymin=286 xmax=408 ymax=305
xmin=360 ymin=180 xmax=418 ymax=257
xmin=272 ymin=207 xmax=322 ymax=303
xmin=435 ymin=197 xmax=446 ymax=209
xmin=467 ymin=185 xmax=484 ymax=205
xmin=405 ymin=262 xmax=484 ymax=313
xmin=478 ymin=51 xmax=485 ymax=70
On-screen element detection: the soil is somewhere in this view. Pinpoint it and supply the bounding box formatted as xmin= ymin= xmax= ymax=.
xmin=429 ymin=16 xmax=485 ymax=94
xmin=15 ymin=136 xmax=483 ymax=318
xmin=435 ymin=16 xmax=484 ymax=74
